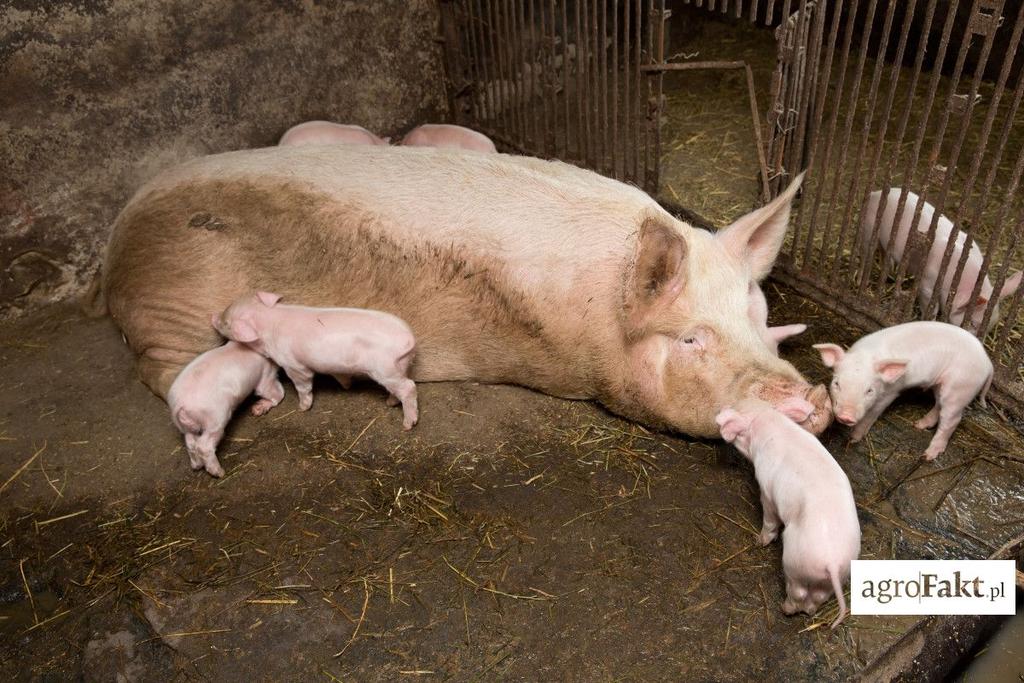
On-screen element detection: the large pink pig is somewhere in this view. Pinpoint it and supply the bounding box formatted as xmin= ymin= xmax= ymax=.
xmin=747 ymin=281 xmax=807 ymax=355
xmin=860 ymin=188 xmax=1023 ymax=334
xmin=213 ymin=292 xmax=418 ymax=429
xmin=815 ymin=321 xmax=992 ymax=461
xmin=167 ymin=341 xmax=284 ymax=477
xmin=400 ymin=124 xmax=497 ymax=153
xmin=716 ymin=398 xmax=860 ymax=628
xmin=278 ymin=121 xmax=389 ymax=147
xmin=101 ymin=146 xmax=831 ymax=438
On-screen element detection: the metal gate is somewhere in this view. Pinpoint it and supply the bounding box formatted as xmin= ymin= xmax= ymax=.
xmin=439 ymin=0 xmax=1024 ymax=410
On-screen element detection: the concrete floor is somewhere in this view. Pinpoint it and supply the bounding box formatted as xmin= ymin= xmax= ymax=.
xmin=1 ymin=283 xmax=1022 ymax=680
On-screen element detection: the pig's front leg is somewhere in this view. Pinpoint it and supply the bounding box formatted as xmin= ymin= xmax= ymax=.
xmin=252 ymin=368 xmax=286 ymax=416
xmin=192 ymin=430 xmax=226 ymax=478
xmin=759 ymin=492 xmax=780 ymax=546
xmin=923 ymin=397 xmax=965 ymax=461
xmin=374 ymin=373 xmax=419 ymax=430
xmin=850 ymin=394 xmax=896 ymax=442
xmin=283 ymin=366 xmax=316 ymax=411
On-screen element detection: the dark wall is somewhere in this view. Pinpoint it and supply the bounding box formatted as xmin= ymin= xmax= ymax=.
xmin=1 ymin=0 xmax=448 ymax=317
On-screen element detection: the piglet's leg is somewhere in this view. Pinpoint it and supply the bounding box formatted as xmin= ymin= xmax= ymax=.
xmin=184 ymin=433 xmax=203 ymax=471
xmin=194 ymin=430 xmax=225 ymax=478
xmin=284 ymin=366 xmax=316 ymax=411
xmin=252 ymin=370 xmax=286 ymax=417
xmin=375 ymin=373 xmax=418 ymax=430
xmin=914 ymin=402 xmax=940 ymax=431
xmin=923 ymin=393 xmax=965 ymax=461
xmin=759 ymin=492 xmax=780 ymax=546
xmin=850 ymin=395 xmax=896 ymax=443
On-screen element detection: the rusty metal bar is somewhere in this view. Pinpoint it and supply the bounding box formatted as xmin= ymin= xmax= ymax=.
xmin=634 ymin=0 xmax=642 ymax=185
xmin=612 ymin=0 xmax=620 ymax=179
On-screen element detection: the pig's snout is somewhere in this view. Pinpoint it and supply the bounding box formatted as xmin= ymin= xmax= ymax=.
xmin=749 ymin=381 xmax=832 ymax=435
xmin=800 ymin=384 xmax=833 ymax=434
xmin=835 ymin=411 xmax=857 ymax=426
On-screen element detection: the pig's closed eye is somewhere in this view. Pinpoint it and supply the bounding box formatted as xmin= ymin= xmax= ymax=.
xmin=866 ymin=387 xmax=874 ymax=395
xmin=832 ymin=379 xmax=839 ymax=389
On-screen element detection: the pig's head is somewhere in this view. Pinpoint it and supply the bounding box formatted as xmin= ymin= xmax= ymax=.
xmin=716 ymin=396 xmax=815 ymax=455
xmin=616 ymin=173 xmax=832 ymax=437
xmin=211 ymin=291 xmax=282 ymax=346
xmin=950 ymin=269 xmax=1023 ymax=334
xmin=814 ymin=343 xmax=907 ymax=425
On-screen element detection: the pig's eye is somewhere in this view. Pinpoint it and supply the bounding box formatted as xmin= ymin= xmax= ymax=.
xmin=832 ymin=379 xmax=839 ymax=389
xmin=866 ymin=387 xmax=874 ymax=395
xmin=683 ymin=337 xmax=696 ymax=345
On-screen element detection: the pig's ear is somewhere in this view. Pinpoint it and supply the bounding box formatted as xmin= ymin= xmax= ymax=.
xmin=623 ymin=217 xmax=688 ymax=339
xmin=997 ymin=270 xmax=1023 ymax=302
xmin=875 ymin=359 xmax=908 ymax=383
xmin=230 ymin=319 xmax=260 ymax=344
xmin=775 ymin=396 xmax=814 ymax=423
xmin=717 ymin=172 xmax=804 ymax=280
xmin=813 ymin=343 xmax=845 ymax=368
xmin=210 ymin=313 xmax=220 ymax=330
xmin=715 ymin=408 xmax=748 ymax=443
xmin=768 ymin=323 xmax=807 ymax=344
xmin=256 ymin=291 xmax=282 ymax=307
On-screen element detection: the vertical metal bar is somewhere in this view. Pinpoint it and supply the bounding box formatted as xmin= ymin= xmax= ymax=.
xmin=876 ymin=0 xmax=960 ymax=308
xmin=844 ymin=0 xmax=919 ymax=283
xmin=505 ymin=0 xmax=525 ymax=150
xmin=600 ymin=0 xmax=609 ymax=175
xmin=485 ymin=0 xmax=507 ymax=133
xmin=438 ymin=2 xmax=463 ymax=126
xmin=977 ymin=140 xmax=1024 ymax=338
xmin=787 ymin=0 xmax=842 ymax=268
xmin=895 ymin=0 xmax=985 ymax=321
xmin=467 ymin=0 xmax=488 ymax=126
xmin=798 ymin=0 xmax=863 ymax=270
xmin=576 ymin=0 xmax=586 ymax=161
xmin=612 ymin=0 xmax=620 ymax=179
xmin=856 ymin=0 xmax=941 ymax=293
xmin=634 ymin=0 xmax=643 ymax=185
xmin=561 ymin=0 xmax=571 ymax=160
xmin=591 ymin=0 xmax=601 ymax=170
xmin=623 ymin=0 xmax=632 ymax=181
xmin=941 ymin=1 xmax=1021 ymax=329
xmin=652 ymin=0 xmax=666 ymax=192
xmin=824 ymin=0 xmax=895 ymax=283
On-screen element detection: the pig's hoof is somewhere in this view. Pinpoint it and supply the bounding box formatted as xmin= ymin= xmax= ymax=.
xmin=914 ymin=416 xmax=938 ymax=430
xmin=403 ymin=418 xmax=418 ymax=431
xmin=299 ymin=398 xmax=313 ymax=411
xmin=781 ymin=600 xmax=799 ymax=616
xmin=251 ymin=399 xmax=273 ymax=417
xmin=921 ymin=448 xmax=942 ymax=462
xmin=205 ymin=463 xmax=225 ymax=478
xmin=759 ymin=531 xmax=778 ymax=546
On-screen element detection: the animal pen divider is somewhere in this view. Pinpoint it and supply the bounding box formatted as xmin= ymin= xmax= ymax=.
xmin=439 ymin=0 xmax=1024 ymax=414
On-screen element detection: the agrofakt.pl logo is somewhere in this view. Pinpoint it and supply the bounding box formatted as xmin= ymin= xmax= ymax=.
xmin=851 ymin=560 xmax=1017 ymax=615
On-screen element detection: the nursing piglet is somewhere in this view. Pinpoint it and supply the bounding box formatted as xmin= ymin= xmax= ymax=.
xmin=400 ymin=124 xmax=497 ymax=153
xmin=278 ymin=121 xmax=389 ymax=147
xmin=716 ymin=398 xmax=860 ymax=628
xmin=815 ymin=321 xmax=992 ymax=461
xmin=860 ymin=189 xmax=1023 ymax=334
xmin=167 ymin=341 xmax=285 ymax=477
xmin=747 ymin=281 xmax=807 ymax=355
xmin=213 ymin=292 xmax=418 ymax=429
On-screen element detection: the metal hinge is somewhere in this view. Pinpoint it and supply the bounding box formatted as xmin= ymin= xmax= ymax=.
xmin=969 ymin=1 xmax=1005 ymax=36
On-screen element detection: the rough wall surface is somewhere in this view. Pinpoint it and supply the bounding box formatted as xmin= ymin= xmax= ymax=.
xmin=1 ymin=0 xmax=448 ymax=317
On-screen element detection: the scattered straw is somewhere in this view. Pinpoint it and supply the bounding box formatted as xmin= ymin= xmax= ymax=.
xmin=0 ymin=442 xmax=46 ymax=495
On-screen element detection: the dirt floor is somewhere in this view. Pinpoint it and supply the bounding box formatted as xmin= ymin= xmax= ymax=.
xmin=2 ymin=282 xmax=1023 ymax=681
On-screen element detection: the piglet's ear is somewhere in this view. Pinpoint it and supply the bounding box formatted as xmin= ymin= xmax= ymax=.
xmin=768 ymin=323 xmax=807 ymax=344
xmin=998 ymin=270 xmax=1023 ymax=301
xmin=875 ymin=359 xmax=908 ymax=383
xmin=813 ymin=343 xmax=845 ymax=368
xmin=715 ymin=408 xmax=747 ymax=443
xmin=210 ymin=313 xmax=220 ymax=329
xmin=775 ymin=396 xmax=814 ymax=423
xmin=256 ymin=291 xmax=282 ymax=307
xmin=231 ymin=319 xmax=260 ymax=344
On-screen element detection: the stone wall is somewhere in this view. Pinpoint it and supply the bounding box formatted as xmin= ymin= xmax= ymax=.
xmin=1 ymin=0 xmax=448 ymax=316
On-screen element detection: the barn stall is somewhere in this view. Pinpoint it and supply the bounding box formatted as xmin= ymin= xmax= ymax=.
xmin=1 ymin=0 xmax=1022 ymax=680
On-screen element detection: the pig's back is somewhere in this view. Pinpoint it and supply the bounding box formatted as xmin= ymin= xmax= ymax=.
xmin=168 ymin=343 xmax=265 ymax=408
xmin=854 ymin=321 xmax=990 ymax=373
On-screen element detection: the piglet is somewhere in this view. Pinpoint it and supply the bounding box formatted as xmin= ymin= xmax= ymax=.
xmin=400 ymin=124 xmax=497 ymax=153
xmin=815 ymin=321 xmax=992 ymax=461
xmin=213 ymin=292 xmax=418 ymax=429
xmin=747 ymin=281 xmax=807 ymax=355
xmin=278 ymin=121 xmax=389 ymax=147
xmin=860 ymin=188 xmax=1023 ymax=334
xmin=167 ymin=341 xmax=284 ymax=477
xmin=716 ymin=398 xmax=860 ymax=628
